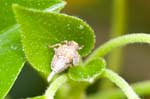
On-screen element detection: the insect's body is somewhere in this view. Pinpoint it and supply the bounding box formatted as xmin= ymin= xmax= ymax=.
xmin=48 ymin=41 xmax=80 ymax=82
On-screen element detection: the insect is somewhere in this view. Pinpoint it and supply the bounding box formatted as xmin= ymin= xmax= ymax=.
xmin=47 ymin=40 xmax=82 ymax=82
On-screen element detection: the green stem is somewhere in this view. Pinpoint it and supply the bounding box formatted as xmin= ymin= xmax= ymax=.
xmin=86 ymin=33 xmax=150 ymax=62
xmin=108 ymin=0 xmax=127 ymax=71
xmin=87 ymin=81 xmax=150 ymax=99
xmin=110 ymin=0 xmax=127 ymax=37
xmin=101 ymin=0 xmax=127 ymax=89
xmin=102 ymin=69 xmax=140 ymax=99
xmin=45 ymin=74 xmax=69 ymax=99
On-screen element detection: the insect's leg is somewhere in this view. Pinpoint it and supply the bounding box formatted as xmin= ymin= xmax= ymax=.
xmin=73 ymin=54 xmax=80 ymax=66
xmin=48 ymin=43 xmax=61 ymax=48
xmin=47 ymin=71 xmax=56 ymax=82
xmin=79 ymin=45 xmax=84 ymax=50
xmin=61 ymin=40 xmax=68 ymax=44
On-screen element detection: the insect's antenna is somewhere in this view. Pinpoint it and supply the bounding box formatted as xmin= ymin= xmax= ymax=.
xmin=47 ymin=71 xmax=56 ymax=82
xmin=48 ymin=44 xmax=61 ymax=49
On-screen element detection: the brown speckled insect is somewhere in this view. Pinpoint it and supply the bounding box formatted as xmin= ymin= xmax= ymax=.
xmin=47 ymin=40 xmax=81 ymax=82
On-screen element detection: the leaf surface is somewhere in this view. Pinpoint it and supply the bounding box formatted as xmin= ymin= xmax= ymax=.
xmin=0 ymin=1 xmax=65 ymax=98
xmin=0 ymin=0 xmax=63 ymax=31
xmin=68 ymin=58 xmax=106 ymax=82
xmin=0 ymin=25 xmax=25 ymax=98
xmin=13 ymin=5 xmax=95 ymax=76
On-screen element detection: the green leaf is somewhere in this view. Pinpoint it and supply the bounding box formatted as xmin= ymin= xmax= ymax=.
xmin=0 ymin=1 xmax=65 ymax=98
xmin=68 ymin=58 xmax=106 ymax=82
xmin=13 ymin=5 xmax=95 ymax=77
xmin=0 ymin=25 xmax=25 ymax=99
xmin=0 ymin=0 xmax=63 ymax=32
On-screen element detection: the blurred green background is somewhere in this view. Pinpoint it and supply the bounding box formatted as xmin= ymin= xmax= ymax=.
xmin=8 ymin=0 xmax=150 ymax=99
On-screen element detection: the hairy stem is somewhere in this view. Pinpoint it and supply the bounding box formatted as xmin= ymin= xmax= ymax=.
xmin=86 ymin=33 xmax=150 ymax=62
xmin=45 ymin=74 xmax=68 ymax=99
xmin=101 ymin=0 xmax=127 ymax=89
xmin=102 ymin=69 xmax=140 ymax=99
xmin=87 ymin=81 xmax=150 ymax=99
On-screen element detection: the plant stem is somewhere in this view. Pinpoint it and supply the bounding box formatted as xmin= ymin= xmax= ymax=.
xmin=110 ymin=0 xmax=127 ymax=37
xmin=102 ymin=69 xmax=140 ymax=99
xmin=86 ymin=33 xmax=150 ymax=63
xmin=87 ymin=81 xmax=150 ymax=99
xmin=101 ymin=0 xmax=127 ymax=89
xmin=45 ymin=74 xmax=69 ymax=99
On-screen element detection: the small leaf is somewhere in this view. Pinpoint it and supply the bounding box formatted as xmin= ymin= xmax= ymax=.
xmin=13 ymin=5 xmax=95 ymax=76
xmin=68 ymin=58 xmax=106 ymax=82
xmin=0 ymin=25 xmax=25 ymax=99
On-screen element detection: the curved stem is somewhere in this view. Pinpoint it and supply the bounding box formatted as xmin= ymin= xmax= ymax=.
xmin=86 ymin=33 xmax=150 ymax=62
xmin=101 ymin=0 xmax=127 ymax=89
xmin=103 ymin=69 xmax=140 ymax=99
xmin=45 ymin=74 xmax=69 ymax=99
xmin=87 ymin=81 xmax=150 ymax=99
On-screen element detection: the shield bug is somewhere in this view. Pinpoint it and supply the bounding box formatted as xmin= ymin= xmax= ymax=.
xmin=47 ymin=40 xmax=82 ymax=82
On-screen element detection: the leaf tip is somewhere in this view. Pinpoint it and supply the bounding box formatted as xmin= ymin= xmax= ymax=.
xmin=12 ymin=4 xmax=29 ymax=15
